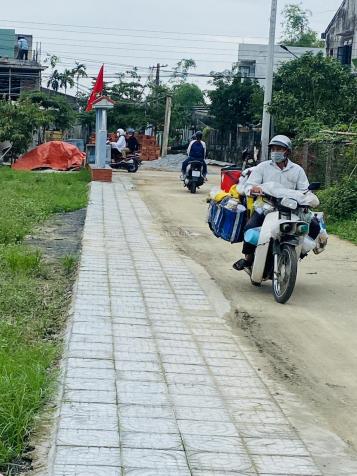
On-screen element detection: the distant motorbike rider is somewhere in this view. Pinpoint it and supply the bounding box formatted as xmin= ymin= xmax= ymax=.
xmin=127 ymin=128 xmax=139 ymax=154
xmin=111 ymin=128 xmax=130 ymax=158
xmin=181 ymin=131 xmax=207 ymax=179
xmin=233 ymin=135 xmax=319 ymax=271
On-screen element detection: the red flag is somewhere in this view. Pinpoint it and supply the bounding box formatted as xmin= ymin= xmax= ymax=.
xmin=85 ymin=65 xmax=104 ymax=112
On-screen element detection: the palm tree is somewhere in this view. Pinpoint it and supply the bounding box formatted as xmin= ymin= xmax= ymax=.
xmin=71 ymin=62 xmax=88 ymax=95
xmin=59 ymin=69 xmax=75 ymax=95
xmin=47 ymin=69 xmax=60 ymax=92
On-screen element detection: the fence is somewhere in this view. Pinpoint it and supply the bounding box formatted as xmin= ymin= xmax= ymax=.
xmin=206 ymin=128 xmax=261 ymax=164
xmin=293 ymin=142 xmax=357 ymax=187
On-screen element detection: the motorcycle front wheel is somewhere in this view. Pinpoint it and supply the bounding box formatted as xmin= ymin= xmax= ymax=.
xmin=272 ymin=244 xmax=297 ymax=304
xmin=128 ymin=161 xmax=139 ymax=173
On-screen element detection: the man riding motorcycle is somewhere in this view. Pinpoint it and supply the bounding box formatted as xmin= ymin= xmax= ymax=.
xmin=181 ymin=131 xmax=207 ymax=180
xmin=233 ymin=135 xmax=320 ymax=271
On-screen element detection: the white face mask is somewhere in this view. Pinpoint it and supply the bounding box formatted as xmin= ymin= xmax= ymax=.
xmin=271 ymin=151 xmax=286 ymax=163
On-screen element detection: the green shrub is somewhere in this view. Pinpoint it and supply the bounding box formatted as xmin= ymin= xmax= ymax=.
xmin=319 ymin=177 xmax=357 ymax=221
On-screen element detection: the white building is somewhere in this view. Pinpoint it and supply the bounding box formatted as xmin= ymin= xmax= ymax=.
xmin=237 ymin=44 xmax=324 ymax=86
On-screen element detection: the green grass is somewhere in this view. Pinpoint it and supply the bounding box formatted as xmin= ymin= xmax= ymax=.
xmin=325 ymin=219 xmax=357 ymax=244
xmin=318 ymin=178 xmax=357 ymax=244
xmin=0 ymin=168 xmax=90 ymax=472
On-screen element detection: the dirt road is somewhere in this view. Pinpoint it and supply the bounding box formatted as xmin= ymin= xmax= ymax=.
xmin=131 ymin=167 xmax=357 ymax=455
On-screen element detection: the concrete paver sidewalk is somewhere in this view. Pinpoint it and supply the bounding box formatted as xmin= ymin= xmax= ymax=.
xmin=48 ymin=178 xmax=322 ymax=475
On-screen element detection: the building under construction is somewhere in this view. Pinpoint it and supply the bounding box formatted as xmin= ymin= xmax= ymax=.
xmin=0 ymin=28 xmax=45 ymax=100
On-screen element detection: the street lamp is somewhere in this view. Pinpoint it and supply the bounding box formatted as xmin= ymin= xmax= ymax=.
xmin=280 ymin=44 xmax=299 ymax=58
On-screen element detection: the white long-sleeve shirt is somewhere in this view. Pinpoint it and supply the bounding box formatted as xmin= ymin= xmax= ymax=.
xmin=244 ymin=160 xmax=309 ymax=195
xmin=111 ymin=136 xmax=127 ymax=152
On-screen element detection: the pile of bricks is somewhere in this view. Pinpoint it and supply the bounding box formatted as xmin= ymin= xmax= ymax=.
xmin=137 ymin=134 xmax=161 ymax=161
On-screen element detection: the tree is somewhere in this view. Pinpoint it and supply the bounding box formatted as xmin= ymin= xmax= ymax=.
xmin=47 ymin=69 xmax=60 ymax=92
xmin=170 ymin=82 xmax=205 ymax=131
xmin=59 ymin=69 xmax=75 ymax=95
xmin=107 ymin=68 xmax=147 ymax=131
xmin=71 ymin=62 xmax=87 ymax=95
xmin=46 ymin=55 xmax=61 ymax=92
xmin=270 ymin=52 xmax=357 ymax=138
xmin=208 ymin=67 xmax=263 ymax=134
xmin=20 ymin=91 xmax=76 ymax=136
xmin=281 ymin=3 xmax=325 ymax=48
xmin=170 ymin=59 xmax=197 ymax=83
xmin=0 ymin=99 xmax=44 ymax=160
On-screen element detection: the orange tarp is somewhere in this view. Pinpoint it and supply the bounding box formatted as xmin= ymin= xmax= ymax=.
xmin=12 ymin=141 xmax=85 ymax=171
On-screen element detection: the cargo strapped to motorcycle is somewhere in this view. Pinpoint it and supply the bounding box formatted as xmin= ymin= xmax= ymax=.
xmin=208 ymin=198 xmax=247 ymax=244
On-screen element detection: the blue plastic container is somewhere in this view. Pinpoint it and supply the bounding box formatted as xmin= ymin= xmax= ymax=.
xmin=244 ymin=227 xmax=261 ymax=246
xmin=208 ymin=200 xmax=246 ymax=243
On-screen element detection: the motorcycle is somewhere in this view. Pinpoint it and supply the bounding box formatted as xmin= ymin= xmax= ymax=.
xmin=183 ymin=161 xmax=205 ymax=194
xmin=244 ymin=181 xmax=326 ymax=304
xmin=110 ymin=149 xmax=141 ymax=173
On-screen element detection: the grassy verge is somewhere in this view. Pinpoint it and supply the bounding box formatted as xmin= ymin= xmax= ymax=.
xmin=318 ymin=178 xmax=357 ymax=244
xmin=323 ymin=219 xmax=357 ymax=244
xmin=0 ymin=168 xmax=90 ymax=472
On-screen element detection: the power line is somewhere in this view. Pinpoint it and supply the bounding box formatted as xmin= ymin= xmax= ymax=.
xmin=33 ymin=35 xmax=240 ymax=53
xmin=0 ymin=19 xmax=269 ymax=42
xmin=40 ymin=41 xmax=237 ymax=58
xmin=49 ymin=52 xmax=235 ymax=65
xmin=0 ymin=25 xmax=248 ymax=46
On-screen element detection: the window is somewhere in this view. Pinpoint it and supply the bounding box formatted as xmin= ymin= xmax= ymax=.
xmin=337 ymin=45 xmax=352 ymax=65
xmin=238 ymin=61 xmax=256 ymax=78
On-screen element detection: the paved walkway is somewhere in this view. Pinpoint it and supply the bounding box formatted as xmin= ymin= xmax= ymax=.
xmin=48 ymin=178 xmax=322 ymax=475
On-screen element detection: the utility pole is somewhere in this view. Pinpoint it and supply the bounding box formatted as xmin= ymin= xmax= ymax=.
xmin=153 ymin=63 xmax=168 ymax=135
xmin=261 ymin=0 xmax=278 ymax=161
xmin=162 ymin=95 xmax=172 ymax=158
xmin=155 ymin=63 xmax=168 ymax=86
xmin=155 ymin=63 xmax=160 ymax=86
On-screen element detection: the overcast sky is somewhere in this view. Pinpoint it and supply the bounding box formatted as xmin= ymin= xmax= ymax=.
xmin=0 ymin=0 xmax=343 ymax=92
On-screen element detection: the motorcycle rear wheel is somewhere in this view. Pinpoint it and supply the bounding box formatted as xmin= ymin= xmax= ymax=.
xmin=272 ymin=244 xmax=297 ymax=304
xmin=189 ymin=182 xmax=197 ymax=194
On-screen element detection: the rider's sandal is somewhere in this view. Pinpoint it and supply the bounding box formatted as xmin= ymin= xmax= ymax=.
xmin=233 ymin=259 xmax=252 ymax=271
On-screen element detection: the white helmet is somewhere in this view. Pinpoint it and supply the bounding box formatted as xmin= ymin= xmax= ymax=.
xmin=117 ymin=128 xmax=125 ymax=136
xmin=269 ymin=135 xmax=292 ymax=151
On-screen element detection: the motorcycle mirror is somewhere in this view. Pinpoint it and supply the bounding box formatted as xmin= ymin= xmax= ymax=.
xmin=308 ymin=182 xmax=321 ymax=191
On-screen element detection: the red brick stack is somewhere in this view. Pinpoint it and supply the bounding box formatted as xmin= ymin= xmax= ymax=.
xmin=137 ymin=135 xmax=161 ymax=161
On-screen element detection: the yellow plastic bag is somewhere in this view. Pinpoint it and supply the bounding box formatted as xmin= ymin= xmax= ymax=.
xmin=246 ymin=196 xmax=255 ymax=217
xmin=213 ymin=191 xmax=230 ymax=202
xmin=229 ymin=184 xmax=240 ymax=200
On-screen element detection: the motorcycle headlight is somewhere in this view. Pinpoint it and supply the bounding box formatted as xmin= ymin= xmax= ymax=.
xmin=296 ymin=223 xmax=309 ymax=235
xmin=280 ymin=223 xmax=293 ymax=233
xmin=280 ymin=197 xmax=298 ymax=210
